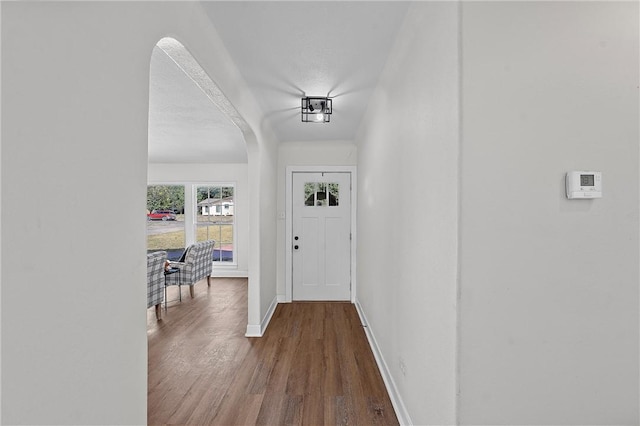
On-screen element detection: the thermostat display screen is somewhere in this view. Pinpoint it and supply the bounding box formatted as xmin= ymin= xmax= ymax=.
xmin=566 ymin=171 xmax=601 ymax=199
xmin=580 ymin=175 xmax=595 ymax=186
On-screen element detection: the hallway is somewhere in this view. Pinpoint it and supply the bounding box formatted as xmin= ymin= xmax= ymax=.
xmin=147 ymin=278 xmax=398 ymax=425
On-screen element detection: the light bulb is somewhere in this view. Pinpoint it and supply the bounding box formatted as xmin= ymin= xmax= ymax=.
xmin=315 ymin=113 xmax=324 ymax=121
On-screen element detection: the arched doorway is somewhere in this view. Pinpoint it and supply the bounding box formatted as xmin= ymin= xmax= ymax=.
xmin=146 ymin=36 xmax=259 ymax=331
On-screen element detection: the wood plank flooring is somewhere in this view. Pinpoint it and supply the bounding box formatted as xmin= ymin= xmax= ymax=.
xmin=148 ymin=278 xmax=398 ymax=425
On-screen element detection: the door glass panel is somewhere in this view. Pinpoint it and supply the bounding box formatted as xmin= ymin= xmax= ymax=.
xmin=328 ymin=183 xmax=339 ymax=206
xmin=146 ymin=185 xmax=185 ymax=261
xmin=304 ymin=182 xmax=339 ymax=207
xmin=304 ymin=183 xmax=315 ymax=206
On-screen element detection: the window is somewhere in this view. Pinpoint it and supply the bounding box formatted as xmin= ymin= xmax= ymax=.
xmin=146 ymin=185 xmax=185 ymax=261
xmin=146 ymin=183 xmax=237 ymax=265
xmin=304 ymin=182 xmax=340 ymax=206
xmin=196 ymin=185 xmax=235 ymax=263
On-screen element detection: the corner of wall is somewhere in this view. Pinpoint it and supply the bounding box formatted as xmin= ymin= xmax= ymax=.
xmin=355 ymin=300 xmax=413 ymax=426
xmin=245 ymin=295 xmax=278 ymax=337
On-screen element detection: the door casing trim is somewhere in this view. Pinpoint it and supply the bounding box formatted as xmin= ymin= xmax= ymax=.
xmin=285 ymin=166 xmax=357 ymax=303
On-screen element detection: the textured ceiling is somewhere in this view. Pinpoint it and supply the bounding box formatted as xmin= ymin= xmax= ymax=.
xmin=148 ymin=2 xmax=410 ymax=164
xmin=148 ymin=46 xmax=247 ymax=164
xmin=203 ymin=1 xmax=410 ymax=142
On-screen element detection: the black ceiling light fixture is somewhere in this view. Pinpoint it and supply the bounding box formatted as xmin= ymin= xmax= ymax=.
xmin=301 ymin=96 xmax=332 ymax=123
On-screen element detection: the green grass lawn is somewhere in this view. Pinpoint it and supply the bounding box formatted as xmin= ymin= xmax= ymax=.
xmin=147 ymin=225 xmax=233 ymax=250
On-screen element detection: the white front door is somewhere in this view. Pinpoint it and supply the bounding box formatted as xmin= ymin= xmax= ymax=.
xmin=292 ymin=172 xmax=351 ymax=300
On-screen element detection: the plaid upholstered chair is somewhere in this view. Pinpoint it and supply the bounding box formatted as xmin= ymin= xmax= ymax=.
xmin=147 ymin=251 xmax=167 ymax=320
xmin=166 ymin=240 xmax=215 ymax=299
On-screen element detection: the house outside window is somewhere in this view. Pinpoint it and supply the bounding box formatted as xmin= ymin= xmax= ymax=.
xmin=196 ymin=185 xmax=235 ymax=263
xmin=147 ymin=183 xmax=237 ymax=265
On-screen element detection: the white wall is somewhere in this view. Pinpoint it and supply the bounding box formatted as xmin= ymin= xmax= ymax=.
xmin=355 ymin=3 xmax=459 ymax=425
xmin=276 ymin=140 xmax=357 ymax=297
xmin=148 ymin=163 xmax=249 ymax=276
xmin=256 ymin=132 xmax=279 ymax=331
xmin=459 ymin=2 xmax=639 ymax=424
xmin=1 ymin=2 xmax=277 ymax=423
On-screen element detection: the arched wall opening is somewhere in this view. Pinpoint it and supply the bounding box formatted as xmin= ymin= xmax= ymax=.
xmin=147 ymin=36 xmax=261 ymax=334
xmin=2 ymin=3 xmax=277 ymax=424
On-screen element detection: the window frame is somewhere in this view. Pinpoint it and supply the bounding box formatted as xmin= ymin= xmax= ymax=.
xmin=192 ymin=182 xmax=238 ymax=268
xmin=147 ymin=181 xmax=238 ymax=269
xmin=146 ymin=183 xmax=187 ymax=260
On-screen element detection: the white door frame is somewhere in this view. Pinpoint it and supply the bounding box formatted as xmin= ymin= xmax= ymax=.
xmin=285 ymin=165 xmax=357 ymax=303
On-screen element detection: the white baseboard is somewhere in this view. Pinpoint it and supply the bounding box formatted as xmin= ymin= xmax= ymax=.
xmin=261 ymin=296 xmax=278 ymax=334
xmin=245 ymin=324 xmax=261 ymax=337
xmin=245 ymin=296 xmax=278 ymax=337
xmin=277 ymin=294 xmax=288 ymax=303
xmin=355 ymin=300 xmax=413 ymax=426
xmin=212 ymin=269 xmax=248 ymax=278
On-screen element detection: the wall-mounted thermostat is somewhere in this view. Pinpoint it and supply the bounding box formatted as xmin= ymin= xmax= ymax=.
xmin=566 ymin=171 xmax=602 ymax=199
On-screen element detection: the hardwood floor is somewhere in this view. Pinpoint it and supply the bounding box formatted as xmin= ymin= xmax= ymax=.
xmin=148 ymin=278 xmax=398 ymax=425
